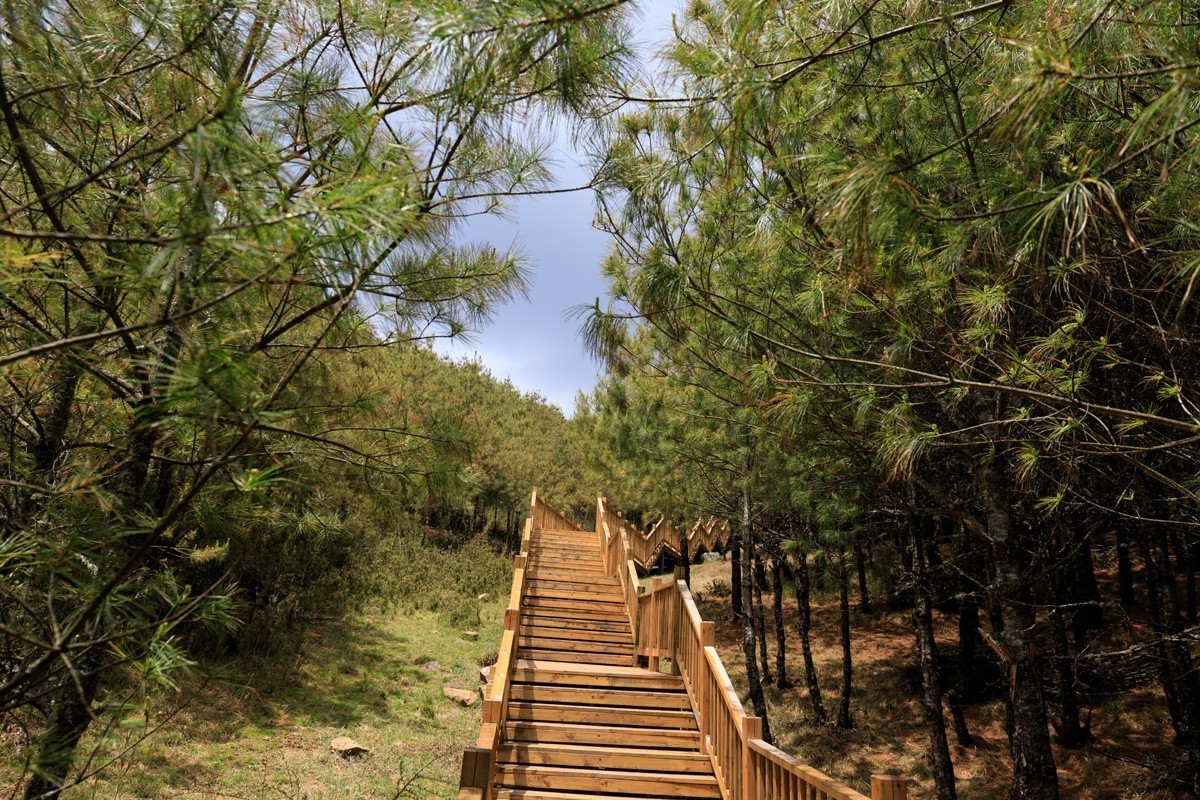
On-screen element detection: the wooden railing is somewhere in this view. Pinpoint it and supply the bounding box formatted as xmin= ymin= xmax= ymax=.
xmin=596 ymin=507 xmax=733 ymax=571
xmin=595 ymin=496 xmax=643 ymax=655
xmin=617 ymin=504 xmax=909 ymax=800
xmin=458 ymin=489 xmax=571 ymax=800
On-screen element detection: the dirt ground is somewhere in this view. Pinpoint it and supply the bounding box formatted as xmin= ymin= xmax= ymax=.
xmin=676 ymin=558 xmax=1176 ymax=800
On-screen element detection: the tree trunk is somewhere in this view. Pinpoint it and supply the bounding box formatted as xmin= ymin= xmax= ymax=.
xmin=731 ymin=537 xmax=744 ymax=623
xmin=789 ymin=552 xmax=827 ymax=724
xmin=1049 ymin=603 xmax=1089 ymax=748
xmin=753 ymin=549 xmax=773 ymax=685
xmin=981 ymin=460 xmax=1059 ymax=800
xmin=740 ymin=448 xmax=772 ymax=742
xmin=1115 ymin=525 xmax=1136 ymax=607
xmin=679 ymin=523 xmax=691 ymax=585
xmin=1141 ymin=534 xmax=1200 ymax=794
xmin=24 ymin=652 xmax=100 ymax=799
xmin=772 ymin=555 xmax=791 ymax=689
xmin=910 ymin=512 xmax=958 ymax=800
xmin=836 ymin=549 xmax=853 ymax=729
xmin=854 ymin=537 xmax=873 ymax=614
xmin=1170 ymin=530 xmax=1197 ymax=625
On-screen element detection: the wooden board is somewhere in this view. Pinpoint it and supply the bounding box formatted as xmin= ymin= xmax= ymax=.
xmin=516 ymin=636 xmax=635 ymax=656
xmin=503 ymin=721 xmax=701 ymax=750
xmin=509 ymin=685 xmax=691 ymax=710
xmin=518 ymin=626 xmax=633 ymax=644
xmin=497 ymin=742 xmax=711 ymax=772
xmin=495 ymin=764 xmax=720 ymax=798
xmin=515 ymin=648 xmax=635 ymax=667
xmin=506 ymin=701 xmax=698 ymax=729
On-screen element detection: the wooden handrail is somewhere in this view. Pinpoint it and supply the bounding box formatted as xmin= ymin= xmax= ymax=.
xmin=601 ymin=497 xmax=901 ymax=800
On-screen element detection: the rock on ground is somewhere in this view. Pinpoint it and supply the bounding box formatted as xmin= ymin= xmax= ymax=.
xmin=443 ymin=686 xmax=478 ymax=707
xmin=329 ymin=737 xmax=371 ymax=758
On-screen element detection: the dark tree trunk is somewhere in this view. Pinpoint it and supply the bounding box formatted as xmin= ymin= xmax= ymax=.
xmin=24 ymin=652 xmax=100 ymax=800
xmin=854 ymin=537 xmax=873 ymax=614
xmin=1141 ymin=535 xmax=1200 ymax=794
xmin=740 ymin=452 xmax=772 ymax=743
xmin=1170 ymin=531 xmax=1197 ymax=625
xmin=790 ymin=552 xmax=828 ymax=724
xmin=772 ymin=555 xmax=791 ymax=689
xmin=732 ymin=538 xmax=744 ymax=623
xmin=1115 ymin=526 xmax=1136 ymax=607
xmin=1049 ymin=603 xmax=1089 ymax=748
xmin=753 ymin=549 xmax=773 ymax=685
xmin=1067 ymin=526 xmax=1104 ymax=640
xmin=910 ymin=511 xmax=958 ymax=800
xmin=836 ymin=549 xmax=853 ymax=729
xmin=981 ymin=460 xmax=1059 ymax=800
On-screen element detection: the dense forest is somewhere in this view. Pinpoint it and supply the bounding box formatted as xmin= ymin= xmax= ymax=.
xmin=3 ymin=0 xmax=1200 ymax=799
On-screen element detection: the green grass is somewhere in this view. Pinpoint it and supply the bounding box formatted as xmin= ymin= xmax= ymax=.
xmin=3 ymin=603 xmax=506 ymax=800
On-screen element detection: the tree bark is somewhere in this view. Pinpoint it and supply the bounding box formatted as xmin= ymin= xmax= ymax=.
xmin=740 ymin=446 xmax=772 ymax=742
xmin=789 ymin=551 xmax=828 ymax=724
xmin=24 ymin=652 xmax=100 ymax=799
xmin=753 ymin=548 xmax=773 ymax=685
xmin=772 ymin=555 xmax=791 ymax=689
xmin=854 ymin=536 xmax=873 ymax=613
xmin=836 ymin=548 xmax=853 ymax=729
xmin=910 ymin=511 xmax=958 ymax=800
xmin=981 ymin=460 xmax=1059 ymax=800
xmin=731 ymin=537 xmax=744 ymax=623
xmin=1115 ymin=526 xmax=1136 ymax=607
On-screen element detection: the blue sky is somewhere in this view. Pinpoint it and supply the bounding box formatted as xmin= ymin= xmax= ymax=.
xmin=434 ymin=0 xmax=683 ymax=414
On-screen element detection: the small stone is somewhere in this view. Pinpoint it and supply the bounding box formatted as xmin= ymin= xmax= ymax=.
xmin=443 ymin=686 xmax=478 ymax=707
xmin=420 ymin=661 xmax=440 ymax=672
xmin=479 ymin=683 xmax=491 ymax=699
xmin=701 ymin=552 xmax=723 ymax=562
xmin=477 ymin=593 xmax=489 ymax=601
xmin=462 ymin=631 xmax=478 ymax=641
xmin=479 ymin=665 xmax=493 ymax=683
xmin=329 ymin=737 xmax=370 ymax=758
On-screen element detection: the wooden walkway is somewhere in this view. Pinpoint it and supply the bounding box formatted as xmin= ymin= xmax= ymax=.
xmin=459 ymin=493 xmax=910 ymax=800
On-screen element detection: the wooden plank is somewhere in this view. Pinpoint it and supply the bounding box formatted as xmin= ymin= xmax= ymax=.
xmin=523 ymin=574 xmax=621 ymax=588
xmin=523 ymin=597 xmax=627 ymax=612
xmin=509 ymin=684 xmax=691 ymax=709
xmin=497 ymin=742 xmax=711 ymax=772
xmin=515 ymin=648 xmax=635 ymax=666
xmin=506 ymin=701 xmax=698 ymax=729
xmin=519 ymin=625 xmax=632 ymax=644
xmin=516 ymin=635 xmax=635 ymax=655
xmin=503 ymin=722 xmax=701 ymax=750
xmin=524 ymin=587 xmax=624 ymax=603
xmin=496 ymin=790 xmax=687 ymax=800
xmin=496 ymin=765 xmax=720 ymax=798
xmin=518 ymin=614 xmax=630 ymax=633
xmin=511 ymin=666 xmax=678 ymax=690
xmin=514 ymin=658 xmax=681 ymax=682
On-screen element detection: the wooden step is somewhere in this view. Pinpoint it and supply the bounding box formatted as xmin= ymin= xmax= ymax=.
xmin=525 ymin=586 xmax=624 ymax=603
xmin=498 ymin=742 xmax=711 ymax=773
xmin=525 ymin=562 xmax=606 ymax=575
xmin=516 ymin=649 xmax=635 ymax=666
xmin=495 ymin=765 xmax=720 ymax=798
xmin=519 ymin=613 xmax=630 ymax=634
xmin=519 ymin=625 xmax=632 ymax=644
xmin=509 ymin=685 xmax=691 ymax=710
xmin=504 ymin=721 xmax=701 ymax=750
xmin=524 ymin=597 xmax=627 ymax=613
xmin=524 ymin=574 xmax=620 ymax=588
xmin=516 ymin=636 xmax=635 ymax=656
xmin=513 ymin=659 xmax=681 ymax=690
xmin=506 ymin=701 xmax=698 ymax=729
xmin=497 ymin=790 xmax=696 ymax=800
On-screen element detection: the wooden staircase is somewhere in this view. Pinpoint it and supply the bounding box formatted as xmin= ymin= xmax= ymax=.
xmin=496 ymin=526 xmax=720 ymax=800
xmin=459 ymin=492 xmax=910 ymax=800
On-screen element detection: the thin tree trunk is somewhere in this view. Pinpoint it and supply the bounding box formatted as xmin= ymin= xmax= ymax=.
xmin=1115 ymin=526 xmax=1136 ymax=607
xmin=1141 ymin=535 xmax=1200 ymax=794
xmin=1049 ymin=603 xmax=1089 ymax=748
xmin=790 ymin=551 xmax=827 ymax=724
xmin=836 ymin=549 xmax=853 ymax=729
xmin=732 ymin=537 xmax=744 ymax=623
xmin=854 ymin=537 xmax=873 ymax=614
xmin=772 ymin=555 xmax=791 ymax=689
xmin=740 ymin=445 xmax=772 ymax=742
xmin=679 ymin=523 xmax=691 ymax=586
xmin=981 ymin=460 xmax=1059 ymax=800
xmin=952 ymin=522 xmax=980 ymax=747
xmin=754 ymin=548 xmax=773 ymax=685
xmin=24 ymin=648 xmax=101 ymax=799
xmin=910 ymin=511 xmax=958 ymax=800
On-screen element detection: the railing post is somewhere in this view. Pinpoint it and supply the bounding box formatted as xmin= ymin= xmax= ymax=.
xmin=698 ymin=621 xmax=714 ymax=754
xmin=871 ymin=775 xmax=910 ymax=800
xmin=458 ymin=746 xmax=491 ymax=800
xmin=741 ymin=716 xmax=762 ymax=800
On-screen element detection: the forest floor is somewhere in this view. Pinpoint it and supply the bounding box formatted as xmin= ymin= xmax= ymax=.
xmin=676 ymin=559 xmax=1175 ymax=800
xmin=1 ymin=604 xmax=504 ymax=800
